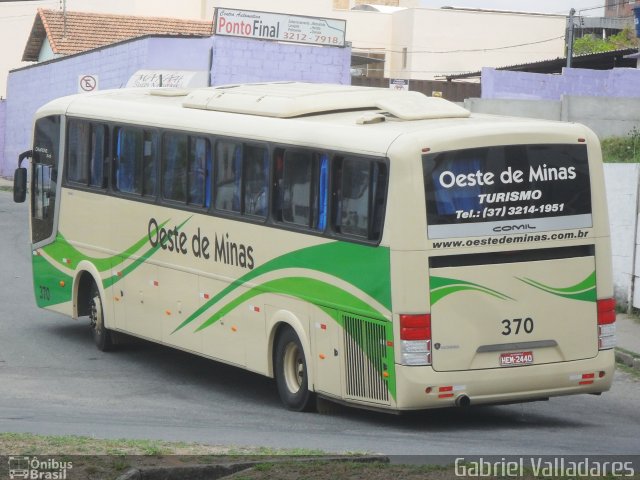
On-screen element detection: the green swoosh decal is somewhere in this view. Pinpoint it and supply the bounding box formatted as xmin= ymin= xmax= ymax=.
xmin=430 ymin=276 xmax=513 ymax=305
xmin=517 ymin=271 xmax=596 ymax=302
xmin=102 ymin=217 xmax=191 ymax=288
xmin=39 ymin=218 xmax=193 ymax=290
xmin=194 ymin=277 xmax=386 ymax=332
xmin=189 ymin=277 xmax=395 ymax=400
xmin=42 ymin=219 xmax=170 ymax=273
xmin=173 ymin=242 xmax=390 ymax=333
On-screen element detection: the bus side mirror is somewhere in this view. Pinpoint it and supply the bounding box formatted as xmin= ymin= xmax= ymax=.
xmin=14 ymin=167 xmax=27 ymax=203
xmin=14 ymin=149 xmax=32 ymax=203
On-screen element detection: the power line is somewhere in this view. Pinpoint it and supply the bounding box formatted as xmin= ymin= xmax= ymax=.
xmin=356 ymin=36 xmax=564 ymax=55
xmin=551 ymin=0 xmax=631 ymax=15
xmin=578 ymin=0 xmax=627 ymax=13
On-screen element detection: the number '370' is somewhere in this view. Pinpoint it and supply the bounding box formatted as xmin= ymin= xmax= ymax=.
xmin=501 ymin=317 xmax=534 ymax=335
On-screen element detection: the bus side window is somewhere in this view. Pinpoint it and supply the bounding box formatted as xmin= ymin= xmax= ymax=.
xmin=282 ymin=151 xmax=312 ymax=227
xmin=333 ymin=157 xmax=387 ymax=241
xmin=215 ymin=141 xmax=242 ymax=213
xmin=214 ymin=141 xmax=267 ymax=217
xmin=115 ymin=128 xmax=138 ymax=194
xmin=188 ymin=137 xmax=211 ymax=208
xmin=142 ymin=131 xmax=157 ymax=197
xmin=115 ymin=127 xmax=157 ymax=196
xmin=67 ymin=121 xmax=90 ymax=184
xmin=243 ymin=145 xmax=268 ymax=218
xmin=90 ymin=125 xmax=107 ymax=188
xmin=275 ymin=149 xmax=327 ymax=231
xmin=317 ymin=154 xmax=328 ymax=230
xmin=67 ymin=121 xmax=108 ymax=188
xmin=272 ymin=149 xmax=285 ymax=219
xmin=162 ymin=132 xmax=188 ymax=202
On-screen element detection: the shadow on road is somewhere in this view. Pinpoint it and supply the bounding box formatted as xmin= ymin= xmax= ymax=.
xmin=44 ymin=319 xmax=587 ymax=433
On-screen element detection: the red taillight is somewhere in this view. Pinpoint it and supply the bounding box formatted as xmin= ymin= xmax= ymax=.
xmin=597 ymin=298 xmax=616 ymax=325
xmin=400 ymin=314 xmax=431 ymax=341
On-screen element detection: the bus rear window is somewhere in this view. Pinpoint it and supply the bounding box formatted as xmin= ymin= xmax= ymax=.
xmin=423 ymin=144 xmax=592 ymax=239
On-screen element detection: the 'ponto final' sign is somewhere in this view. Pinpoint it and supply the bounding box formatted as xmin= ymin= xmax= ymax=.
xmin=214 ymin=8 xmax=346 ymax=47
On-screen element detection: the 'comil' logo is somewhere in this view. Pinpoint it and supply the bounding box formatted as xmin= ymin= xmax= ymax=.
xmin=8 ymin=457 xmax=72 ymax=479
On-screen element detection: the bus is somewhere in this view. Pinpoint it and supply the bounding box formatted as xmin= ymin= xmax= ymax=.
xmin=13 ymin=82 xmax=616 ymax=412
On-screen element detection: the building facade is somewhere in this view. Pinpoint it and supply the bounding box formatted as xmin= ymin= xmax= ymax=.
xmin=1 ymin=33 xmax=350 ymax=177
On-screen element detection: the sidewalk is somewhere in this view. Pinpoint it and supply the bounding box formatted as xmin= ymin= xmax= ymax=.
xmin=616 ymin=313 xmax=640 ymax=373
xmin=0 ymin=176 xmax=12 ymax=188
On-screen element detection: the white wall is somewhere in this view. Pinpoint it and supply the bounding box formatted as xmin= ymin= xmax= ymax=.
xmin=389 ymin=8 xmax=566 ymax=79
xmin=604 ymin=164 xmax=640 ymax=309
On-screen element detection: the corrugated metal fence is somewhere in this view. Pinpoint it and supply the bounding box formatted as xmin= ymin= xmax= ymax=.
xmin=351 ymin=77 xmax=480 ymax=103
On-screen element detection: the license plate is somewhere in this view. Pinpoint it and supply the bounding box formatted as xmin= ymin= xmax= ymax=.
xmin=500 ymin=351 xmax=533 ymax=367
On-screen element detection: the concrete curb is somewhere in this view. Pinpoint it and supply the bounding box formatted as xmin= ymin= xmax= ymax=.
xmin=116 ymin=455 xmax=389 ymax=480
xmin=615 ymin=349 xmax=640 ymax=373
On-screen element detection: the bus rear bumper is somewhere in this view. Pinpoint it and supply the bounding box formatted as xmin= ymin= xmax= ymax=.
xmin=393 ymin=349 xmax=615 ymax=410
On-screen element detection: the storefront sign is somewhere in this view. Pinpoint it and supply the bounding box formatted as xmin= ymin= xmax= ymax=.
xmin=214 ymin=8 xmax=346 ymax=47
xmin=389 ymin=78 xmax=409 ymax=91
xmin=126 ymin=70 xmax=208 ymax=88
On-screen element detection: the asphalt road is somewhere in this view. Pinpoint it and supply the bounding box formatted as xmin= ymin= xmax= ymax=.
xmin=1 ymin=191 xmax=639 ymax=456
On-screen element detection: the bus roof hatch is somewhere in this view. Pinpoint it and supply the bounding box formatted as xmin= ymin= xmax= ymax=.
xmin=182 ymin=82 xmax=470 ymax=120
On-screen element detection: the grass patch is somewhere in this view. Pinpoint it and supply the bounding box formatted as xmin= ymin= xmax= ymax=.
xmin=226 ymin=461 xmax=451 ymax=480
xmin=602 ymin=128 xmax=640 ymax=163
xmin=0 ymin=185 xmax=12 ymax=192
xmin=0 ymin=432 xmax=325 ymax=456
xmin=0 ymin=433 xmax=333 ymax=480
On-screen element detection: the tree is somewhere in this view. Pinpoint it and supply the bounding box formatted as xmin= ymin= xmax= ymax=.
xmin=573 ymin=27 xmax=638 ymax=56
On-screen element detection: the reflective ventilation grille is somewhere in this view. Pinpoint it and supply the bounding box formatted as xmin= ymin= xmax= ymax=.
xmin=343 ymin=314 xmax=389 ymax=404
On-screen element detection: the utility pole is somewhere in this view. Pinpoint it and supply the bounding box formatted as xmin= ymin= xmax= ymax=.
xmin=567 ymin=8 xmax=576 ymax=68
xmin=62 ymin=0 xmax=67 ymax=39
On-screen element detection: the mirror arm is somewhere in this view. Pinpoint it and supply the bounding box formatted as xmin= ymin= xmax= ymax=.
xmin=18 ymin=150 xmax=33 ymax=168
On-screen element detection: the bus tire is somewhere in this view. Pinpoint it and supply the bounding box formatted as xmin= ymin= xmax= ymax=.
xmin=89 ymin=283 xmax=113 ymax=352
xmin=275 ymin=327 xmax=314 ymax=412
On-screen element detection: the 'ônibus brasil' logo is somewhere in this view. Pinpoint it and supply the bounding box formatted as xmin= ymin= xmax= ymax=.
xmin=8 ymin=457 xmax=72 ymax=479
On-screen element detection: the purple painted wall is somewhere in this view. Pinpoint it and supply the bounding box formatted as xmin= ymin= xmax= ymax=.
xmin=2 ymin=36 xmax=213 ymax=177
xmin=211 ymin=36 xmax=351 ymax=85
xmin=482 ymin=67 xmax=640 ymax=100
xmin=1 ymin=34 xmax=351 ymax=176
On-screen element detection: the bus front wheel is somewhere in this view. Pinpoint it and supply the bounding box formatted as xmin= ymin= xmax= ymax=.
xmin=275 ymin=327 xmax=314 ymax=412
xmin=89 ymin=283 xmax=113 ymax=352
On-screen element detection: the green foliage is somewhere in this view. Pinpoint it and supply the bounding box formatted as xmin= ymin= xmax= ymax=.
xmin=601 ymin=127 xmax=640 ymax=163
xmin=574 ymin=35 xmax=615 ymax=55
xmin=573 ymin=26 xmax=638 ymax=56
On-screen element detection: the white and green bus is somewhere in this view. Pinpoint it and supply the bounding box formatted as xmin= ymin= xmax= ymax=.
xmin=14 ymin=82 xmax=616 ymax=412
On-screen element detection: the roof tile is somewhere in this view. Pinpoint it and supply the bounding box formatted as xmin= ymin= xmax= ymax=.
xmin=23 ymin=9 xmax=212 ymax=61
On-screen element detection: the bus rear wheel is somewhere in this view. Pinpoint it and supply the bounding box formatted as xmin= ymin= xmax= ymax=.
xmin=88 ymin=283 xmax=113 ymax=352
xmin=275 ymin=327 xmax=314 ymax=412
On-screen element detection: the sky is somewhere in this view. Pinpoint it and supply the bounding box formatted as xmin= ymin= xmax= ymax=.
xmin=421 ymin=0 xmax=606 ymax=16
